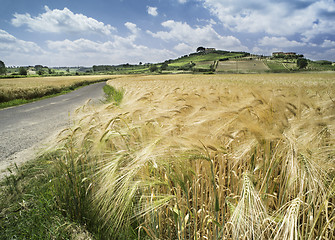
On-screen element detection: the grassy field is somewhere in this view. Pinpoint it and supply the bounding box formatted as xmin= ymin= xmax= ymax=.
xmin=0 ymin=75 xmax=114 ymax=108
xmin=216 ymin=59 xmax=269 ymax=73
xmin=1 ymin=73 xmax=335 ymax=239
xmin=169 ymin=52 xmax=245 ymax=66
xmin=264 ymin=60 xmax=293 ymax=72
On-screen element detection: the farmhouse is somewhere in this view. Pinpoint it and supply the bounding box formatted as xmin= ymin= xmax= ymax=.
xmin=205 ymin=48 xmax=216 ymax=53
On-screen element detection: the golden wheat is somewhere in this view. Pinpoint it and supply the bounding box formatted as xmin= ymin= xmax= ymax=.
xmin=55 ymin=73 xmax=335 ymax=239
xmin=0 ymin=75 xmax=117 ymax=102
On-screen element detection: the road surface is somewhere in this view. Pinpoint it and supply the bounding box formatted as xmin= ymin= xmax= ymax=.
xmin=0 ymin=81 xmax=106 ymax=174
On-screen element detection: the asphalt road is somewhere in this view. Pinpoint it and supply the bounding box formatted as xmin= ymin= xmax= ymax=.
xmin=0 ymin=81 xmax=106 ymax=170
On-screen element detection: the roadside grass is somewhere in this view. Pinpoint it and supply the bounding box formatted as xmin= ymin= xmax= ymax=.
xmin=103 ymin=84 xmax=124 ymax=104
xmin=0 ymin=75 xmax=114 ymax=109
xmin=0 ymin=82 xmax=125 ymax=240
xmin=0 ymin=154 xmax=93 ymax=240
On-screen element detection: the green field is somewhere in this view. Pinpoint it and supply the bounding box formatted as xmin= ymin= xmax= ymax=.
xmin=168 ymin=51 xmax=246 ymax=66
xmin=216 ymin=59 xmax=269 ymax=73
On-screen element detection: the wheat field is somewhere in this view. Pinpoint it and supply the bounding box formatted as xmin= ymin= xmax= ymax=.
xmin=54 ymin=73 xmax=335 ymax=239
xmin=0 ymin=75 xmax=114 ymax=102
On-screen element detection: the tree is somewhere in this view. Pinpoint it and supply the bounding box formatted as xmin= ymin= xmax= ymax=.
xmin=37 ymin=69 xmax=45 ymax=75
xmin=34 ymin=65 xmax=43 ymax=71
xmin=19 ymin=67 xmax=27 ymax=75
xmin=160 ymin=62 xmax=168 ymax=71
xmin=93 ymin=65 xmax=98 ymax=72
xmin=0 ymin=60 xmax=6 ymax=75
xmin=297 ymin=58 xmax=308 ymax=69
xmin=197 ymin=46 xmax=206 ymax=52
xmin=149 ymin=65 xmax=158 ymax=72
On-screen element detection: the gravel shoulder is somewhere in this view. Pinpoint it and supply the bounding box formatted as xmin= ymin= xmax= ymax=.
xmin=0 ymin=81 xmax=106 ymax=178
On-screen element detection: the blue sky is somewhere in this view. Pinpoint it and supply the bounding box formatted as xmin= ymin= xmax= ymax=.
xmin=1 ymin=0 xmax=335 ymax=66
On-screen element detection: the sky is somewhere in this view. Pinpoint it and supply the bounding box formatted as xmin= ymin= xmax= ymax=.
xmin=0 ymin=0 xmax=335 ymax=66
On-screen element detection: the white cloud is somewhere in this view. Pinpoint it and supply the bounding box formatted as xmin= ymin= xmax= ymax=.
xmin=321 ymin=39 xmax=335 ymax=48
xmin=197 ymin=18 xmax=217 ymax=25
xmin=0 ymin=24 xmax=176 ymax=66
xmin=305 ymin=48 xmax=335 ymax=61
xmin=44 ymin=25 xmax=175 ymax=65
xmin=0 ymin=29 xmax=47 ymax=65
xmin=201 ymin=0 xmax=335 ymax=40
xmin=11 ymin=5 xmax=115 ymax=35
xmin=147 ymin=6 xmax=158 ymax=16
xmin=178 ymin=0 xmax=188 ymax=3
xmin=174 ymin=43 xmax=193 ymax=52
xmin=46 ymin=38 xmax=175 ymax=66
xmin=251 ymin=47 xmax=269 ymax=56
xmin=125 ymin=22 xmax=140 ymax=34
xmin=147 ymin=20 xmax=248 ymax=53
xmin=259 ymin=36 xmax=306 ymax=48
xmin=0 ymin=29 xmax=44 ymax=54
xmin=124 ymin=22 xmax=141 ymax=42
xmin=0 ymin=29 xmax=16 ymax=43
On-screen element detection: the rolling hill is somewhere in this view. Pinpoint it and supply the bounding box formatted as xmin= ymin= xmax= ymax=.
xmin=91 ymin=49 xmax=335 ymax=74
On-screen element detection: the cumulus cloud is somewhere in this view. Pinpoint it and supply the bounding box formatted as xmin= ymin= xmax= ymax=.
xmin=44 ymin=24 xmax=175 ymax=65
xmin=201 ymin=0 xmax=335 ymax=40
xmin=0 ymin=29 xmax=17 ymax=43
xmin=147 ymin=20 xmax=248 ymax=53
xmin=174 ymin=43 xmax=193 ymax=53
xmin=0 ymin=24 xmax=175 ymax=66
xmin=147 ymin=6 xmax=158 ymax=16
xmin=305 ymin=48 xmax=335 ymax=61
xmin=125 ymin=22 xmax=140 ymax=35
xmin=0 ymin=29 xmax=44 ymax=54
xmin=178 ymin=0 xmax=188 ymax=3
xmin=11 ymin=5 xmax=115 ymax=35
xmin=259 ymin=36 xmax=306 ymax=48
xmin=0 ymin=29 xmax=47 ymax=65
xmin=46 ymin=38 xmax=175 ymax=66
xmin=321 ymin=39 xmax=335 ymax=48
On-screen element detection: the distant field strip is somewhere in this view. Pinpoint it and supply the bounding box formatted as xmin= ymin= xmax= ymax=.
xmin=0 ymin=75 xmax=115 ymax=105
xmin=216 ymin=59 xmax=269 ymax=72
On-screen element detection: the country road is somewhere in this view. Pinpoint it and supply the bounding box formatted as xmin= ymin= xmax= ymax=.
xmin=0 ymin=81 xmax=107 ymax=174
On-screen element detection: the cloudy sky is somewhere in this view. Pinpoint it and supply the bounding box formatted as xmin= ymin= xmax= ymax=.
xmin=1 ymin=0 xmax=335 ymax=66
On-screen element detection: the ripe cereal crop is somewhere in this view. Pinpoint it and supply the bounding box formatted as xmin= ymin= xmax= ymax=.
xmin=53 ymin=73 xmax=335 ymax=239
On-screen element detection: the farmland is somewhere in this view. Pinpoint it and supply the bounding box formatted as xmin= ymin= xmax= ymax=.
xmin=0 ymin=75 xmax=114 ymax=108
xmin=216 ymin=59 xmax=269 ymax=73
xmin=168 ymin=51 xmax=246 ymax=66
xmin=48 ymin=73 xmax=335 ymax=239
xmin=2 ymin=50 xmax=334 ymax=76
xmin=1 ymin=73 xmax=335 ymax=239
